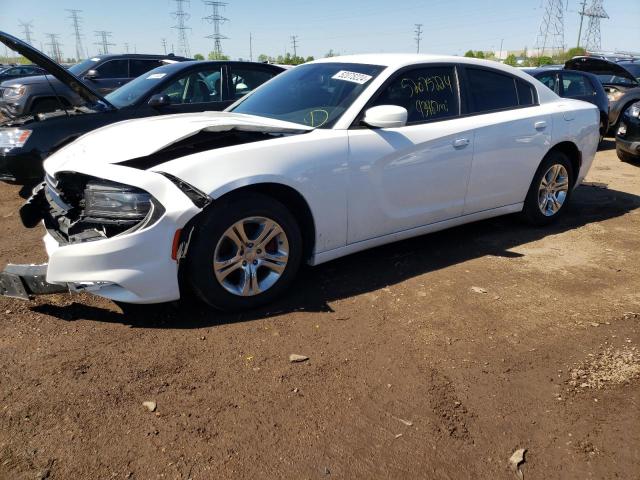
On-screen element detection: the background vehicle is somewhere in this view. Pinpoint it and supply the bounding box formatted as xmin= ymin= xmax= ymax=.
xmin=0 ymin=64 xmax=46 ymax=82
xmin=0 ymin=32 xmax=283 ymax=182
xmin=529 ymin=68 xmax=609 ymax=141
xmin=616 ymin=101 xmax=640 ymax=161
xmin=565 ymin=56 xmax=640 ymax=131
xmin=1 ymin=54 xmax=599 ymax=311
xmin=0 ymin=52 xmax=190 ymax=118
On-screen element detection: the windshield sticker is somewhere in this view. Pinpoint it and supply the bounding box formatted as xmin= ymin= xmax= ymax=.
xmin=147 ymin=73 xmax=167 ymax=79
xmin=332 ymin=70 xmax=373 ymax=85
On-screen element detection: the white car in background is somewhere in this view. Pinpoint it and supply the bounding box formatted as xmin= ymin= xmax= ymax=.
xmin=1 ymin=54 xmax=599 ymax=311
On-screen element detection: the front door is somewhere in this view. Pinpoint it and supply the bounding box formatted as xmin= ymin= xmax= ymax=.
xmin=347 ymin=65 xmax=475 ymax=244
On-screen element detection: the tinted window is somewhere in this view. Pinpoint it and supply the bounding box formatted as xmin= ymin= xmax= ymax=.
xmin=536 ymin=72 xmax=557 ymax=91
xmin=230 ymin=62 xmax=384 ymax=128
xmin=372 ymin=66 xmax=459 ymax=123
xmin=95 ymin=59 xmax=129 ymax=78
xmin=130 ymin=59 xmax=164 ymax=77
xmin=159 ymin=68 xmax=223 ymax=104
xmin=562 ymin=72 xmax=595 ymax=97
xmin=229 ymin=66 xmax=278 ymax=99
xmin=467 ymin=68 xmax=518 ymax=113
xmin=516 ymin=79 xmax=535 ymax=105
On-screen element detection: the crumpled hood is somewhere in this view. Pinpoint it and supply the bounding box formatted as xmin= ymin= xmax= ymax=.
xmin=44 ymin=111 xmax=313 ymax=175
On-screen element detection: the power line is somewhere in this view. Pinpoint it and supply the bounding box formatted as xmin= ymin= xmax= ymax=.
xmin=203 ymin=1 xmax=228 ymax=58
xmin=94 ymin=30 xmax=115 ymax=55
xmin=45 ymin=33 xmax=63 ymax=63
xmin=291 ymin=35 xmax=299 ymax=57
xmin=583 ymin=0 xmax=608 ymax=51
xmin=66 ymin=9 xmax=84 ymax=61
xmin=172 ymin=0 xmax=192 ymax=58
xmin=414 ymin=23 xmax=423 ymax=53
xmin=535 ymin=0 xmax=565 ymax=58
xmin=19 ymin=20 xmax=35 ymax=46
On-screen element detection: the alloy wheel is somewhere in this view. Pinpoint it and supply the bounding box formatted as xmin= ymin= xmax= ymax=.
xmin=538 ymin=164 xmax=569 ymax=217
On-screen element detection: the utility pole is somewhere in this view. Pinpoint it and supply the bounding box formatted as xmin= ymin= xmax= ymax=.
xmin=583 ymin=0 xmax=609 ymax=51
xmin=577 ymin=0 xmax=588 ymax=47
xmin=172 ymin=0 xmax=192 ymax=58
xmin=45 ymin=33 xmax=63 ymax=63
xmin=414 ymin=24 xmax=423 ymax=53
xmin=124 ymin=43 xmax=129 ymax=53
xmin=94 ymin=30 xmax=115 ymax=55
xmin=19 ymin=20 xmax=35 ymax=46
xmin=499 ymin=38 xmax=504 ymax=60
xmin=535 ymin=0 xmax=565 ymax=59
xmin=66 ymin=9 xmax=84 ymax=61
xmin=249 ymin=32 xmax=253 ymax=62
xmin=203 ymin=1 xmax=228 ymax=58
xmin=161 ymin=38 xmax=167 ymax=54
xmin=291 ymin=35 xmax=299 ymax=58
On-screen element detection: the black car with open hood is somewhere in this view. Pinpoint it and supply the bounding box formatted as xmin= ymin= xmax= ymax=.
xmin=0 ymin=31 xmax=284 ymax=183
xmin=565 ymin=56 xmax=640 ymax=129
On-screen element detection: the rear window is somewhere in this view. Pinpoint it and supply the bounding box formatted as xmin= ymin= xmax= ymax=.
xmin=467 ymin=68 xmax=519 ymax=113
xmin=516 ymin=79 xmax=535 ymax=105
xmin=130 ymin=59 xmax=164 ymax=77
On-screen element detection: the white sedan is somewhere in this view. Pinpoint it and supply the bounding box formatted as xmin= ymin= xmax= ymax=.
xmin=4 ymin=54 xmax=599 ymax=310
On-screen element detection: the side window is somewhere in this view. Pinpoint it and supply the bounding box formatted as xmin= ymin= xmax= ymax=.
xmin=516 ymin=79 xmax=535 ymax=106
xmin=467 ymin=68 xmax=518 ymax=113
xmin=159 ymin=68 xmax=223 ymax=104
xmin=371 ymin=65 xmax=459 ymax=123
xmin=535 ymin=73 xmax=557 ymax=92
xmin=130 ymin=59 xmax=163 ymax=78
xmin=229 ymin=66 xmax=278 ymax=99
xmin=95 ymin=59 xmax=129 ymax=78
xmin=562 ymin=72 xmax=595 ymax=97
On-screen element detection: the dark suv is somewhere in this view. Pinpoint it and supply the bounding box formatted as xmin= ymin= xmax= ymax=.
xmin=0 ymin=53 xmax=189 ymax=118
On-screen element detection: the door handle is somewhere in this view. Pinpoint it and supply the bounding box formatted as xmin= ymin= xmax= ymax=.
xmin=534 ymin=121 xmax=547 ymax=131
xmin=452 ymin=138 xmax=470 ymax=149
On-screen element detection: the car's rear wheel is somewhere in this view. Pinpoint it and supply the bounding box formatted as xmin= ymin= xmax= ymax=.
xmin=616 ymin=146 xmax=638 ymax=162
xmin=522 ymin=151 xmax=574 ymax=226
xmin=185 ymin=193 xmax=302 ymax=311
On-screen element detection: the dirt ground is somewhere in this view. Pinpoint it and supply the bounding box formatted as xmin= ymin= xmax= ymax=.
xmin=0 ymin=140 xmax=639 ymax=480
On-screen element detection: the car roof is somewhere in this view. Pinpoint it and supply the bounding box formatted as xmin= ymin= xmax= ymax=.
xmin=142 ymin=60 xmax=285 ymax=74
xmin=94 ymin=53 xmax=191 ymax=61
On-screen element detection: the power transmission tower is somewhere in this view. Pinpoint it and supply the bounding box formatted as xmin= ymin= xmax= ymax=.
xmin=94 ymin=31 xmax=115 ymax=55
xmin=19 ymin=20 xmax=35 ymax=46
xmin=414 ymin=24 xmax=423 ymax=53
xmin=291 ymin=35 xmax=299 ymax=58
xmin=249 ymin=32 xmax=253 ymax=61
xmin=66 ymin=9 xmax=84 ymax=61
xmin=535 ymin=0 xmax=565 ymax=59
xmin=172 ymin=0 xmax=192 ymax=58
xmin=45 ymin=33 xmax=63 ymax=63
xmin=124 ymin=43 xmax=129 ymax=53
xmin=203 ymin=1 xmax=228 ymax=58
xmin=161 ymin=38 xmax=167 ymax=54
xmin=582 ymin=0 xmax=608 ymax=51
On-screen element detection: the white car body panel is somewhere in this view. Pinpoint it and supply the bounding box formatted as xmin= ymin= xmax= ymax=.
xmin=37 ymin=54 xmax=599 ymax=304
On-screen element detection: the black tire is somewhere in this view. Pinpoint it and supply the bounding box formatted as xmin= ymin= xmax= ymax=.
xmin=522 ymin=150 xmax=574 ymax=226
xmin=616 ymin=146 xmax=638 ymax=163
xmin=184 ymin=192 xmax=303 ymax=312
xmin=30 ymin=99 xmax=60 ymax=115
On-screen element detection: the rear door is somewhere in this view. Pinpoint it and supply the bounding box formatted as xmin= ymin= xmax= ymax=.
xmin=461 ymin=66 xmax=552 ymax=214
xmin=559 ymin=71 xmax=598 ymax=105
xmin=90 ymin=58 xmax=129 ymax=93
xmin=227 ymin=63 xmax=281 ymax=104
xmin=534 ymin=71 xmax=560 ymax=94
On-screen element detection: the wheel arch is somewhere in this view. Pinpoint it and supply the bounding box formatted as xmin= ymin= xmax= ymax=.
xmin=546 ymin=141 xmax=581 ymax=185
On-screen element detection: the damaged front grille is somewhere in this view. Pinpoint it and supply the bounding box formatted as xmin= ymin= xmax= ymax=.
xmin=22 ymin=172 xmax=163 ymax=244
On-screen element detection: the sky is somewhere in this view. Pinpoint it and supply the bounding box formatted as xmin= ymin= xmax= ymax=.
xmin=1 ymin=0 xmax=639 ymax=60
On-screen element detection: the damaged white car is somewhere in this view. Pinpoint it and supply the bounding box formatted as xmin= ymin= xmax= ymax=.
xmin=1 ymin=52 xmax=599 ymax=311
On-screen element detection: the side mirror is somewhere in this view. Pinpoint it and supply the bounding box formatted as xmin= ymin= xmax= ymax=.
xmin=147 ymin=94 xmax=172 ymax=107
xmin=84 ymin=69 xmax=99 ymax=80
xmin=362 ymin=105 xmax=408 ymax=129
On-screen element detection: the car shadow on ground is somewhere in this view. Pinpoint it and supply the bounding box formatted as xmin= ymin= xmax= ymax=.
xmin=32 ymin=183 xmax=640 ymax=328
xmin=599 ymin=138 xmax=616 ymax=152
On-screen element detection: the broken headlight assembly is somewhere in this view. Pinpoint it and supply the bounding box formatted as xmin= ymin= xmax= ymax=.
xmin=84 ymin=181 xmax=153 ymax=221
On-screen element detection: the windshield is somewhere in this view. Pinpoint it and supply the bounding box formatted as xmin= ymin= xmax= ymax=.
xmin=230 ymin=62 xmax=385 ymax=128
xmin=68 ymin=57 xmax=101 ymax=75
xmin=105 ymin=66 xmax=173 ymax=108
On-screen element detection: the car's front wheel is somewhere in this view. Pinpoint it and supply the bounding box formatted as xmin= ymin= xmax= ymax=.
xmin=184 ymin=192 xmax=303 ymax=311
xmin=522 ymin=151 xmax=574 ymax=226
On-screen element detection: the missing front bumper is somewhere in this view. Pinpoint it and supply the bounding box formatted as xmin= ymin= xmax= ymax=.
xmin=0 ymin=263 xmax=69 ymax=300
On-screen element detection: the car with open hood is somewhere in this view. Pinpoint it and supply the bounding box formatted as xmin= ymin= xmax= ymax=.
xmin=565 ymin=56 xmax=640 ymax=130
xmin=0 ymin=31 xmax=284 ymax=183
xmin=0 ymin=54 xmax=599 ymax=311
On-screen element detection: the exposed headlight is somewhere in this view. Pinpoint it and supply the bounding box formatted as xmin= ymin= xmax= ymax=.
xmin=2 ymin=85 xmax=26 ymax=100
xmin=0 ymin=128 xmax=32 ymax=150
xmin=84 ymin=181 xmax=152 ymax=221
xmin=629 ymin=103 xmax=640 ymax=118
xmin=607 ymin=90 xmax=624 ymax=102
